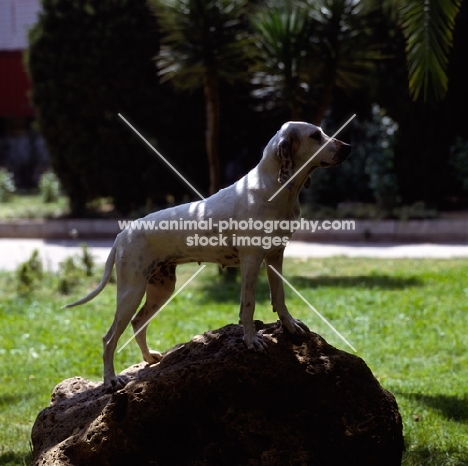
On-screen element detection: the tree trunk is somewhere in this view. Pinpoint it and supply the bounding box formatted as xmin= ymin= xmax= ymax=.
xmin=69 ymin=196 xmax=86 ymax=218
xmin=203 ymin=75 xmax=221 ymax=195
xmin=312 ymin=79 xmax=335 ymax=125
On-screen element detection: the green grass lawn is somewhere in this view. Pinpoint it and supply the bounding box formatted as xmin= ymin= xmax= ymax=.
xmin=0 ymin=194 xmax=69 ymax=219
xmin=1 ymin=256 xmax=467 ymax=465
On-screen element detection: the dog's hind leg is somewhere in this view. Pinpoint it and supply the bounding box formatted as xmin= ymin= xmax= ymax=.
xmin=132 ymin=263 xmax=177 ymax=365
xmin=103 ymin=282 xmax=146 ymax=391
xmin=265 ymin=249 xmax=309 ymax=334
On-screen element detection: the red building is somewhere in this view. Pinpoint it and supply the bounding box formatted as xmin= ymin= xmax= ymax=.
xmin=0 ymin=0 xmax=48 ymax=188
xmin=0 ymin=0 xmax=41 ymax=117
xmin=0 ymin=50 xmax=34 ymax=117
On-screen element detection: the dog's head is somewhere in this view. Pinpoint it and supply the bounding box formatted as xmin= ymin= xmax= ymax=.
xmin=274 ymin=121 xmax=351 ymax=190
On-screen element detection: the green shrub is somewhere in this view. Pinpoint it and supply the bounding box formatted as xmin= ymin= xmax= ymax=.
xmin=57 ymin=245 xmax=96 ymax=293
xmin=39 ymin=171 xmax=62 ymax=203
xmin=305 ymin=106 xmax=400 ymax=213
xmin=364 ymin=105 xmax=400 ymax=210
xmin=14 ymin=246 xmax=95 ymax=295
xmin=27 ymin=0 xmax=164 ymax=215
xmin=57 ymin=257 xmax=82 ymax=295
xmin=80 ymin=243 xmax=95 ymax=277
xmin=16 ymin=250 xmax=43 ymax=293
xmin=0 ymin=169 xmax=16 ymax=202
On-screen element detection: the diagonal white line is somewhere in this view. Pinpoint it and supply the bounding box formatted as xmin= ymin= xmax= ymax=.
xmin=268 ymin=265 xmax=357 ymax=353
xmin=268 ymin=114 xmax=356 ymax=202
xmin=117 ymin=265 xmax=207 ymax=353
xmin=118 ymin=113 xmax=206 ymax=200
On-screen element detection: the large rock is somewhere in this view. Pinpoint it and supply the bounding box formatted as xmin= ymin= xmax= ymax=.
xmin=31 ymin=322 xmax=403 ymax=466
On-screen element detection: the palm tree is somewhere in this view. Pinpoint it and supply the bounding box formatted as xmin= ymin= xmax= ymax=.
xmin=251 ymin=0 xmax=382 ymax=124
xmin=150 ymin=0 xmax=252 ymax=195
xmin=250 ymin=2 xmax=311 ymax=120
xmin=395 ymin=0 xmax=463 ymax=102
xmin=251 ymin=0 xmax=462 ymax=122
xmin=304 ymin=0 xmax=383 ymax=121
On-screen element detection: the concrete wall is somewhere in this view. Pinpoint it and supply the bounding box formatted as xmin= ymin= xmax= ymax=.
xmin=1 ymin=218 xmax=468 ymax=242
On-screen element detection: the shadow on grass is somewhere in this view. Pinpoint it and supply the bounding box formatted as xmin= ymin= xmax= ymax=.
xmin=201 ymin=273 xmax=422 ymax=303
xmin=291 ymin=275 xmax=423 ymax=290
xmin=0 ymin=394 xmax=27 ymax=408
xmin=0 ymin=450 xmax=32 ymax=466
xmin=201 ymin=275 xmax=271 ymax=303
xmin=400 ymin=392 xmax=468 ymax=423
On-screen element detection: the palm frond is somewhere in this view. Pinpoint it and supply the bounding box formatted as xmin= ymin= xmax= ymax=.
xmin=396 ymin=0 xmax=462 ymax=101
xmin=150 ymin=0 xmax=251 ymax=91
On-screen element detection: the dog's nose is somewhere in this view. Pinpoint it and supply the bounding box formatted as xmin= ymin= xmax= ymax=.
xmin=335 ymin=141 xmax=351 ymax=161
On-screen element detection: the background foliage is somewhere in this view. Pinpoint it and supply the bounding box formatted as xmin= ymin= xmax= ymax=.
xmin=25 ymin=0 xmax=468 ymax=216
xmin=28 ymin=0 xmax=172 ymax=215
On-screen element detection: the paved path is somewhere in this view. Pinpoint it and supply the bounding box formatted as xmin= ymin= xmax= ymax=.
xmin=284 ymin=241 xmax=468 ymax=259
xmin=1 ymin=238 xmax=468 ymax=272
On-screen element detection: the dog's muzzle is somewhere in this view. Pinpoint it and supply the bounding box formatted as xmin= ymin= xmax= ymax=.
xmin=332 ymin=142 xmax=351 ymax=163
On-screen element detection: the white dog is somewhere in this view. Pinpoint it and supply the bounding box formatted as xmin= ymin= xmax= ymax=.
xmin=66 ymin=121 xmax=351 ymax=390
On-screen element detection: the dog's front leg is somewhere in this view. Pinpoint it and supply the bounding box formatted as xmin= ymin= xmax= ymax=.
xmin=265 ymin=249 xmax=309 ymax=334
xmin=239 ymin=255 xmax=268 ymax=351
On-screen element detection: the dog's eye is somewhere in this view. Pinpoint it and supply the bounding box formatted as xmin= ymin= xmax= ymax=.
xmin=309 ymin=131 xmax=321 ymax=142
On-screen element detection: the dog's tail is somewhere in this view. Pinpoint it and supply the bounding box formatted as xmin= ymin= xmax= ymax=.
xmin=63 ymin=246 xmax=116 ymax=308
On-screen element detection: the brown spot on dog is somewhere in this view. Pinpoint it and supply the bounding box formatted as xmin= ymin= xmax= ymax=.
xmin=146 ymin=260 xmax=177 ymax=285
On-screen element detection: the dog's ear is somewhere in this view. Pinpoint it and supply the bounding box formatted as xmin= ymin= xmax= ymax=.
xmin=303 ymin=175 xmax=312 ymax=189
xmin=277 ymin=128 xmax=300 ymax=188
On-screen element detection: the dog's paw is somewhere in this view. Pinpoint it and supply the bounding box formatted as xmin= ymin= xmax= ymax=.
xmin=104 ymin=375 xmax=128 ymax=392
xmin=244 ymin=333 xmax=268 ymax=352
xmin=144 ymin=351 xmax=163 ymax=365
xmin=281 ymin=316 xmax=310 ymax=335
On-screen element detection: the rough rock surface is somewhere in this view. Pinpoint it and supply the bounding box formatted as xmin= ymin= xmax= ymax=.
xmin=31 ymin=322 xmax=403 ymax=466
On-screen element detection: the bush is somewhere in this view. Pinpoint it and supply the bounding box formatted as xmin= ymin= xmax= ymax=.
xmin=57 ymin=257 xmax=82 ymax=295
xmin=16 ymin=250 xmax=43 ymax=293
xmin=0 ymin=169 xmax=16 ymax=202
xmin=14 ymin=246 xmax=96 ymax=295
xmin=27 ymin=0 xmax=168 ymax=215
xmin=304 ymin=106 xmax=400 ymax=212
xmin=363 ymin=105 xmax=400 ymax=210
xmin=39 ymin=171 xmax=61 ymax=203
xmin=79 ymin=243 xmax=95 ymax=277
xmin=58 ymin=245 xmax=95 ymax=293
